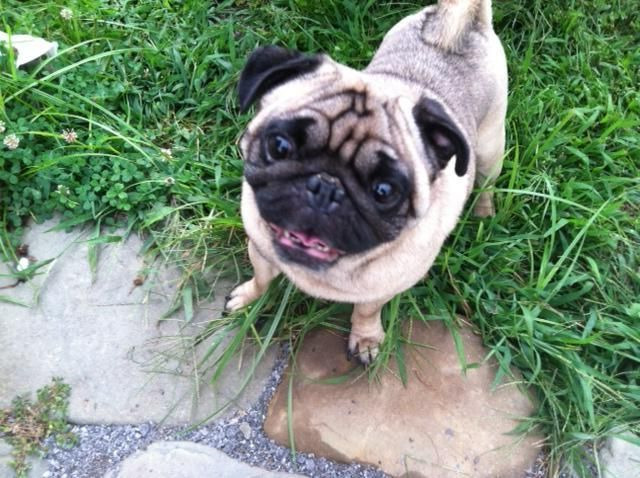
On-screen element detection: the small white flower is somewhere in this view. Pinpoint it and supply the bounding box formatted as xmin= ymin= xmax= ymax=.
xmin=164 ymin=177 xmax=175 ymax=186
xmin=56 ymin=184 xmax=70 ymax=195
xmin=0 ymin=121 xmax=5 ymax=134
xmin=160 ymin=148 xmax=172 ymax=160
xmin=60 ymin=8 xmax=73 ymax=20
xmin=3 ymin=134 xmax=19 ymax=150
xmin=16 ymin=257 xmax=30 ymax=272
xmin=61 ymin=129 xmax=78 ymax=143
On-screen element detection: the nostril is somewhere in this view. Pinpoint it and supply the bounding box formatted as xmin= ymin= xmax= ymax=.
xmin=332 ymin=188 xmax=345 ymax=203
xmin=306 ymin=175 xmax=322 ymax=193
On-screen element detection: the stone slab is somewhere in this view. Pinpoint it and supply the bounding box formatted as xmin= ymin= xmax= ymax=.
xmin=264 ymin=321 xmax=540 ymax=478
xmin=601 ymin=435 xmax=640 ymax=478
xmin=105 ymin=441 xmax=306 ymax=478
xmin=0 ymin=220 xmax=276 ymax=425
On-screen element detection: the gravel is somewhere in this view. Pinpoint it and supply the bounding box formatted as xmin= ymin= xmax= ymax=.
xmin=43 ymin=345 xmax=390 ymax=478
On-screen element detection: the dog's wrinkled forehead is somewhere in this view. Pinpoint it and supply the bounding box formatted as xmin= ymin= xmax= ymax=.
xmin=253 ymin=79 xmax=405 ymax=168
xmin=297 ymin=88 xmax=396 ymax=160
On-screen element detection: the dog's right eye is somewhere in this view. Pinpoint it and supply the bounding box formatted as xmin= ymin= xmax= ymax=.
xmin=371 ymin=180 xmax=399 ymax=207
xmin=266 ymin=134 xmax=293 ymax=161
xmin=372 ymin=181 xmax=394 ymax=201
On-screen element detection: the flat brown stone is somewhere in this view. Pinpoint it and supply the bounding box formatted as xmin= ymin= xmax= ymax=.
xmin=264 ymin=320 xmax=540 ymax=477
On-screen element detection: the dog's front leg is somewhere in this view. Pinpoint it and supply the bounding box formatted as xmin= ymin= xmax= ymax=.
xmin=225 ymin=240 xmax=280 ymax=311
xmin=348 ymin=300 xmax=388 ymax=365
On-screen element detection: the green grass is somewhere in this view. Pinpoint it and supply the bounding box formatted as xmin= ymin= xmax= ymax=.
xmin=1 ymin=1 xmax=639 ymax=476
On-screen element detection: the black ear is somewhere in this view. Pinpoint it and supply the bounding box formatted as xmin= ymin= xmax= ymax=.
xmin=412 ymin=98 xmax=470 ymax=177
xmin=237 ymin=46 xmax=322 ymax=113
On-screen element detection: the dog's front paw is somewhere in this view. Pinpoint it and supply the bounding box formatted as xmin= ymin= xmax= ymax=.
xmin=225 ymin=279 xmax=261 ymax=311
xmin=347 ymin=329 xmax=385 ymax=365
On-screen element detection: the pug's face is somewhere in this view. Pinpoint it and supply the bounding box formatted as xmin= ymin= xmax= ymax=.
xmin=238 ymin=47 xmax=470 ymax=270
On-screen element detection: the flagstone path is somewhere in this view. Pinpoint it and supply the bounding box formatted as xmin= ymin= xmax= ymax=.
xmin=1 ymin=220 xmax=638 ymax=478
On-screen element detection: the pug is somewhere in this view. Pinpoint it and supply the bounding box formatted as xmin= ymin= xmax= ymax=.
xmin=226 ymin=0 xmax=508 ymax=364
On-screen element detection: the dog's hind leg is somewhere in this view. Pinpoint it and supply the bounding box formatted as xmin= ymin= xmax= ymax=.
xmin=473 ymin=113 xmax=505 ymax=217
xmin=473 ymin=33 xmax=508 ymax=218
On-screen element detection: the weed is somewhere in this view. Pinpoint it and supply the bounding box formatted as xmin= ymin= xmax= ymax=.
xmin=0 ymin=378 xmax=75 ymax=478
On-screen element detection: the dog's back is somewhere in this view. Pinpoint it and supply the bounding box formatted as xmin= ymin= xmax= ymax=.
xmin=366 ymin=0 xmax=506 ymax=141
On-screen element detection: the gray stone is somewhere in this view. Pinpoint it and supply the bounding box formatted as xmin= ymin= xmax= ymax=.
xmin=0 ymin=441 xmax=13 ymax=478
xmin=105 ymin=441 xmax=306 ymax=478
xmin=0 ymin=440 xmax=48 ymax=478
xmin=265 ymin=321 xmax=540 ymax=478
xmin=601 ymin=435 xmax=640 ymax=478
xmin=0 ymin=219 xmax=276 ymax=425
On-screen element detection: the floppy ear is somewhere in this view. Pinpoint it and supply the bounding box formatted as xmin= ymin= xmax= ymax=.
xmin=237 ymin=46 xmax=322 ymax=112
xmin=412 ymin=98 xmax=470 ymax=177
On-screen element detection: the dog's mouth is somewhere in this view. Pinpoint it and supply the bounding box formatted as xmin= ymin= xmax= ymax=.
xmin=268 ymin=223 xmax=344 ymax=263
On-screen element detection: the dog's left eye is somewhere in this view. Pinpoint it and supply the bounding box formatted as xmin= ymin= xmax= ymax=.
xmin=266 ymin=134 xmax=293 ymax=160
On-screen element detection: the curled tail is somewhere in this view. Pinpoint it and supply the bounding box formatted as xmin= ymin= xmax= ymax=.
xmin=434 ymin=0 xmax=493 ymax=51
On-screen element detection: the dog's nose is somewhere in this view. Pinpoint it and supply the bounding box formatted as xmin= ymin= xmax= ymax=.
xmin=306 ymin=173 xmax=345 ymax=213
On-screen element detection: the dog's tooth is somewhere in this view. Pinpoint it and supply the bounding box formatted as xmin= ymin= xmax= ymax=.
xmin=315 ymin=243 xmax=329 ymax=252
